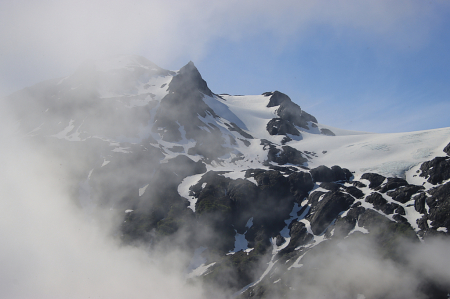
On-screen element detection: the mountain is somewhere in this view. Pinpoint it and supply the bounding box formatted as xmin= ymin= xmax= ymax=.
xmin=4 ymin=54 xmax=450 ymax=298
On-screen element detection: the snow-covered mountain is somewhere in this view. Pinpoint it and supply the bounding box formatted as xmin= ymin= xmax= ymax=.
xmin=5 ymin=54 xmax=450 ymax=298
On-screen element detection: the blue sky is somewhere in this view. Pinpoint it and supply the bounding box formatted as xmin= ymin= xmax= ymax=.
xmin=1 ymin=0 xmax=449 ymax=133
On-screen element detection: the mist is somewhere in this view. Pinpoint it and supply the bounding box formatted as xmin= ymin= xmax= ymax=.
xmin=276 ymin=236 xmax=450 ymax=299
xmin=0 ymin=100 xmax=205 ymax=298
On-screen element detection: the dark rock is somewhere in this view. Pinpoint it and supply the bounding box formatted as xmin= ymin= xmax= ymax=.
xmin=426 ymin=182 xmax=450 ymax=229
xmin=331 ymin=216 xmax=356 ymax=238
xmin=266 ymin=145 xmax=308 ymax=166
xmin=244 ymin=168 xmax=265 ymax=179
xmin=260 ymin=139 xmax=273 ymax=148
xmin=225 ymin=122 xmax=254 ymax=139
xmin=361 ymin=173 xmax=386 ymax=189
xmin=328 ymin=205 xmax=366 ymax=239
xmin=382 ymin=203 xmax=398 ymax=215
xmin=420 ymin=156 xmax=450 ymax=185
xmin=365 ymin=193 xmax=390 ymax=214
xmin=238 ymin=138 xmax=251 ymax=147
xmin=393 ymin=214 xmax=408 ymax=223
xmin=358 ymin=208 xmax=392 ymax=228
xmin=417 ymin=215 xmax=429 ymax=231
xmin=414 ymin=193 xmax=427 ymax=214
xmin=320 ymin=128 xmax=335 ymax=136
xmin=351 ymin=201 xmax=362 ymax=207
xmin=387 ymin=185 xmax=424 ymax=203
xmin=309 ymin=191 xmax=355 ymax=235
xmin=394 ymin=206 xmax=406 ymax=215
xmin=266 ymin=91 xmax=291 ymax=107
xmin=168 ymin=61 xmax=213 ymax=97
xmin=352 ymin=181 xmax=367 ymax=188
xmin=310 ymin=165 xmax=335 ymax=182
xmin=288 ymin=172 xmax=315 ymax=202
xmin=320 ymin=182 xmax=341 ymax=192
xmin=281 ymin=136 xmax=292 ymax=145
xmin=228 ymin=179 xmax=260 ymax=232
xmin=307 ymin=191 xmax=326 ymax=208
xmin=365 ymin=192 xmax=387 ymax=207
xmin=332 ymin=165 xmax=351 ymax=181
xmin=275 ymin=235 xmax=286 ymax=246
xmin=378 ymin=177 xmax=409 ymax=193
xmin=358 ymin=209 xmax=419 ymax=262
xmin=444 ymin=141 xmax=450 ymax=156
xmin=153 ymin=62 xmax=217 ymax=142
xmin=266 ymin=91 xmax=317 ymax=130
xmin=365 ymin=192 xmax=400 ymax=215
xmin=346 ymin=206 xmax=366 ymax=220
xmin=344 ymin=186 xmax=365 ymax=199
xmin=254 ymin=170 xmax=290 ymax=198
xmin=266 ymin=118 xmax=300 ymax=136
xmin=251 ymin=170 xmax=299 ymax=234
xmin=278 ymin=221 xmax=313 ymax=254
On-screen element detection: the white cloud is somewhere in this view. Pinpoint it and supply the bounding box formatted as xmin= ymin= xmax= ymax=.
xmin=1 ymin=0 xmax=448 ymax=95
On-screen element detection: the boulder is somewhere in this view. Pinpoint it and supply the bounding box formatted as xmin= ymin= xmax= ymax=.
xmin=310 ymin=165 xmax=348 ymax=182
xmin=266 ymin=118 xmax=300 ymax=136
xmin=266 ymin=145 xmax=308 ymax=166
xmin=378 ymin=177 xmax=409 ymax=193
xmin=275 ymin=235 xmax=286 ymax=246
xmin=361 ymin=173 xmax=386 ymax=189
xmin=344 ymin=186 xmax=365 ymax=199
xmin=420 ymin=156 xmax=450 ymax=185
xmin=352 ymin=181 xmax=367 ymax=188
xmin=365 ymin=192 xmax=387 ymax=210
xmin=387 ymin=185 xmax=424 ymax=203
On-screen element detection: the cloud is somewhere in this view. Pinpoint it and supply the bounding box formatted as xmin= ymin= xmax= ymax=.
xmin=1 ymin=0 xmax=448 ymax=95
xmin=0 ymin=101 xmax=204 ymax=298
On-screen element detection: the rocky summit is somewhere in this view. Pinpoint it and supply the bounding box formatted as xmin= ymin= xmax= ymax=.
xmin=5 ymin=54 xmax=450 ymax=298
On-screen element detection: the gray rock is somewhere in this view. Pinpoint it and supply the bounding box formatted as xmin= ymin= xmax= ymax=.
xmin=361 ymin=173 xmax=386 ymax=189
xmin=420 ymin=156 xmax=450 ymax=185
xmin=309 ymin=191 xmax=355 ymax=235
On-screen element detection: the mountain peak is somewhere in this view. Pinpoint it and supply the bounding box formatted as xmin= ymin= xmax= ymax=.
xmin=169 ymin=61 xmax=213 ymax=97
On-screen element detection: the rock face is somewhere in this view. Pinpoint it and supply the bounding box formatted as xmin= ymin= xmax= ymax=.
xmin=264 ymin=91 xmax=318 ymax=134
xmin=426 ymin=182 xmax=450 ymax=230
xmin=308 ymin=191 xmax=355 ymax=235
xmin=152 ymin=62 xmax=218 ymax=143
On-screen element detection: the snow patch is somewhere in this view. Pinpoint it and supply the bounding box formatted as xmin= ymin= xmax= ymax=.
xmin=139 ymin=184 xmax=149 ymax=197
xmin=178 ymin=174 xmax=204 ymax=211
